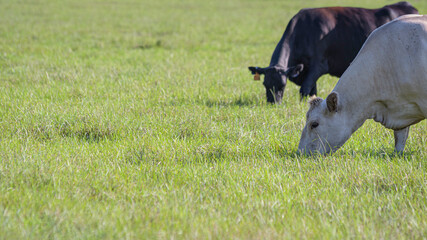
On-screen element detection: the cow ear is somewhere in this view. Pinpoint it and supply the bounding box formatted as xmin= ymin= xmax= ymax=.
xmin=248 ymin=66 xmax=266 ymax=75
xmin=287 ymin=64 xmax=304 ymax=78
xmin=326 ymin=92 xmax=339 ymax=112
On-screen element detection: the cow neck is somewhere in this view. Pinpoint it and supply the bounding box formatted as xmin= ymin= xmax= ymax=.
xmin=269 ymin=35 xmax=290 ymax=68
xmin=333 ymin=72 xmax=375 ymax=134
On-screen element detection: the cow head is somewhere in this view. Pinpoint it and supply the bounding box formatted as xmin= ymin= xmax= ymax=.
xmin=248 ymin=64 xmax=304 ymax=104
xmin=298 ymin=92 xmax=352 ymax=155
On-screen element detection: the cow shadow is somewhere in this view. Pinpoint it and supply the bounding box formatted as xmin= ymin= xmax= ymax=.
xmin=349 ymin=149 xmax=416 ymax=160
xmin=287 ymin=148 xmax=416 ymax=160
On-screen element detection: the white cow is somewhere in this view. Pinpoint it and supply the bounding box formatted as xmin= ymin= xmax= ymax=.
xmin=298 ymin=14 xmax=427 ymax=155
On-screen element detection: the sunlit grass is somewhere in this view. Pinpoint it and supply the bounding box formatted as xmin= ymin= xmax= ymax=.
xmin=0 ymin=0 xmax=426 ymax=239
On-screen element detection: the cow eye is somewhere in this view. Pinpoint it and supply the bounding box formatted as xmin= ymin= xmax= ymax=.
xmin=311 ymin=122 xmax=319 ymax=129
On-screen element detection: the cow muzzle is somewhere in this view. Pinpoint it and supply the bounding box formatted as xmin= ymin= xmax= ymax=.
xmin=266 ymin=88 xmax=284 ymax=104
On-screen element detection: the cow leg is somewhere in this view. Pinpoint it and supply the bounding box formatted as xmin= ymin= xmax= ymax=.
xmin=299 ymin=64 xmax=326 ymax=99
xmin=394 ymin=127 xmax=410 ymax=153
xmin=309 ymin=84 xmax=317 ymax=96
xmin=300 ymin=77 xmax=320 ymax=99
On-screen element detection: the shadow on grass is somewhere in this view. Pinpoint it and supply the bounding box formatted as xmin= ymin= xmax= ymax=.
xmin=125 ymin=148 xmax=161 ymax=166
xmin=24 ymin=121 xmax=116 ymax=143
xmin=134 ymin=40 xmax=165 ymax=50
xmin=200 ymin=96 xmax=265 ymax=108
xmin=58 ymin=120 xmax=117 ymax=143
xmin=293 ymin=147 xmax=417 ymax=160
xmin=277 ymin=144 xmax=416 ymax=160
xmin=340 ymin=148 xmax=417 ymax=160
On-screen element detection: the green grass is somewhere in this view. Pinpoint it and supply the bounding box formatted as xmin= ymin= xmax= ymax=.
xmin=0 ymin=0 xmax=426 ymax=239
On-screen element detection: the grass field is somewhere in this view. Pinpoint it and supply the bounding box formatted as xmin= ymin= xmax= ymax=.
xmin=1 ymin=0 xmax=426 ymax=239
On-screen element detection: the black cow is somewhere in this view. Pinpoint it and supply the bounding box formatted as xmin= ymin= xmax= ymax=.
xmin=248 ymin=2 xmax=418 ymax=104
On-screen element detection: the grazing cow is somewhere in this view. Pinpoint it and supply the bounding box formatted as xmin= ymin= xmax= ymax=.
xmin=298 ymin=15 xmax=427 ymax=155
xmin=248 ymin=2 xmax=418 ymax=104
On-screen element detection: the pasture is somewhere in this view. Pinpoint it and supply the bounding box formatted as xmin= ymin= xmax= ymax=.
xmin=0 ymin=0 xmax=426 ymax=239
